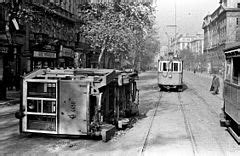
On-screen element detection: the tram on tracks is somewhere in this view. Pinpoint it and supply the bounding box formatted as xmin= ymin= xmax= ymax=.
xmin=157 ymin=52 xmax=183 ymax=91
xmin=220 ymin=45 xmax=240 ymax=143
xmin=15 ymin=68 xmax=139 ymax=142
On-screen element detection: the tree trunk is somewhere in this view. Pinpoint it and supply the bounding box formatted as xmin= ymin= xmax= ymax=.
xmin=98 ymin=46 xmax=106 ymax=68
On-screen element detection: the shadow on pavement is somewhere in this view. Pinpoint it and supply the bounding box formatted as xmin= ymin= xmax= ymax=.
xmin=159 ymin=83 xmax=188 ymax=92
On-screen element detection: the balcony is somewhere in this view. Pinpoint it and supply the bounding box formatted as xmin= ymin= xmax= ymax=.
xmin=30 ymin=0 xmax=77 ymax=22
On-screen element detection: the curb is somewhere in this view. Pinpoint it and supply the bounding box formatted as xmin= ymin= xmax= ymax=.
xmin=0 ymin=99 xmax=20 ymax=106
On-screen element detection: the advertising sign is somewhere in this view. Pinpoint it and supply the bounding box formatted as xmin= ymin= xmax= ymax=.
xmin=59 ymin=46 xmax=74 ymax=58
xmin=34 ymin=51 xmax=56 ymax=58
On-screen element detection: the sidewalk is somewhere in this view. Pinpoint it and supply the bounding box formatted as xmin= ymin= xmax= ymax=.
xmin=190 ymin=70 xmax=223 ymax=80
xmin=185 ymin=70 xmax=224 ymax=100
xmin=0 ymin=89 xmax=20 ymax=106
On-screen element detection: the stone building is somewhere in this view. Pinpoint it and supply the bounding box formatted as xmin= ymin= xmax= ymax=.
xmin=0 ymin=0 xmax=81 ymax=73
xmin=202 ymin=0 xmax=240 ymax=74
xmin=190 ymin=34 xmax=204 ymax=55
xmin=0 ymin=0 xmax=82 ymax=99
xmin=170 ymin=34 xmax=196 ymax=53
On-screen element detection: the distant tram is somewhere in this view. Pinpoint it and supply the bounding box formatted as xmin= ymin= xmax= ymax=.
xmin=157 ymin=53 xmax=183 ymax=91
xmin=220 ymin=45 xmax=240 ymax=143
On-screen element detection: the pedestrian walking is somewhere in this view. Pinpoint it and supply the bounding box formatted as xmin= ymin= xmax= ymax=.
xmin=210 ymin=74 xmax=220 ymax=94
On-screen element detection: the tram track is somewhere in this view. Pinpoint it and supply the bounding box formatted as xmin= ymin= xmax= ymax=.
xmin=191 ymin=80 xmax=223 ymax=101
xmin=184 ymin=82 xmax=219 ymax=117
xmin=185 ymin=73 xmax=223 ymax=101
xmin=138 ymin=84 xmax=224 ymax=156
xmin=177 ymin=92 xmax=198 ymax=156
xmin=139 ymin=91 xmax=199 ymax=156
xmin=183 ymin=82 xmax=227 ymax=156
xmin=139 ymin=91 xmax=164 ymax=156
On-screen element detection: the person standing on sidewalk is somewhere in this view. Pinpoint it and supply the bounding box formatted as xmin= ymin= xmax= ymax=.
xmin=210 ymin=74 xmax=220 ymax=95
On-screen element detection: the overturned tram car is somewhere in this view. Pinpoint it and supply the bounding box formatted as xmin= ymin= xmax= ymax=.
xmin=157 ymin=57 xmax=183 ymax=91
xmin=15 ymin=68 xmax=139 ymax=141
xmin=220 ymin=45 xmax=240 ymax=143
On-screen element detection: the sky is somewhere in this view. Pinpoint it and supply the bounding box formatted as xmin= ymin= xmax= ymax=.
xmin=154 ymin=0 xmax=220 ymax=46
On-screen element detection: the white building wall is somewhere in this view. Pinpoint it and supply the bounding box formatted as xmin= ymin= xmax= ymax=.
xmin=222 ymin=0 xmax=240 ymax=8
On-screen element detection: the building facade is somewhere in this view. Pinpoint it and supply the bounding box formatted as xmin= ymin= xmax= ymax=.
xmin=170 ymin=33 xmax=200 ymax=53
xmin=89 ymin=0 xmax=155 ymax=3
xmin=190 ymin=34 xmax=204 ymax=55
xmin=0 ymin=0 xmax=82 ymax=99
xmin=202 ymin=0 xmax=240 ymax=74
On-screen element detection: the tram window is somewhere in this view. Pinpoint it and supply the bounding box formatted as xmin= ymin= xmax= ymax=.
xmin=163 ymin=62 xmax=167 ymax=71
xmin=173 ymin=63 xmax=178 ymax=71
xmin=232 ymin=57 xmax=240 ymax=84
xmin=226 ymin=59 xmax=231 ymax=81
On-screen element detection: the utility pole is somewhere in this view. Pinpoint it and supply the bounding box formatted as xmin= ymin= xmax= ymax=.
xmin=174 ymin=0 xmax=177 ymax=55
xmin=165 ymin=1 xmax=177 ymax=55
xmin=165 ymin=32 xmax=170 ymax=51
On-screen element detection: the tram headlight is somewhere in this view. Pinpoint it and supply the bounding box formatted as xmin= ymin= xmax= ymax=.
xmin=28 ymin=103 xmax=35 ymax=110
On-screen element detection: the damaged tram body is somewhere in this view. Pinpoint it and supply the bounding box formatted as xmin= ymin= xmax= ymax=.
xmin=16 ymin=68 xmax=139 ymax=141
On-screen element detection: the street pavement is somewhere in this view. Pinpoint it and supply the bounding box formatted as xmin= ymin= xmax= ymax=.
xmin=0 ymin=89 xmax=20 ymax=116
xmin=0 ymin=89 xmax=20 ymax=106
xmin=1 ymin=71 xmax=239 ymax=156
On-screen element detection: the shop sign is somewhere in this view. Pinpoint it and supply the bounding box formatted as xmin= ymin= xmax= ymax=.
xmin=0 ymin=47 xmax=8 ymax=54
xmin=34 ymin=51 xmax=56 ymax=58
xmin=59 ymin=47 xmax=74 ymax=58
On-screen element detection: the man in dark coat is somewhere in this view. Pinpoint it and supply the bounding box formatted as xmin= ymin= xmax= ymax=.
xmin=210 ymin=74 xmax=220 ymax=94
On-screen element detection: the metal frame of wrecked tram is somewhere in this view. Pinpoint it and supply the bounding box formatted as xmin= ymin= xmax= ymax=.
xmin=220 ymin=45 xmax=240 ymax=143
xmin=157 ymin=53 xmax=183 ymax=91
xmin=15 ymin=68 xmax=139 ymax=142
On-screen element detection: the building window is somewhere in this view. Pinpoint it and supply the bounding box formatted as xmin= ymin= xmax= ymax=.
xmin=238 ymin=3 xmax=240 ymax=8
xmin=226 ymin=59 xmax=231 ymax=81
xmin=237 ymin=18 xmax=240 ymax=25
xmin=232 ymin=57 xmax=240 ymax=85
